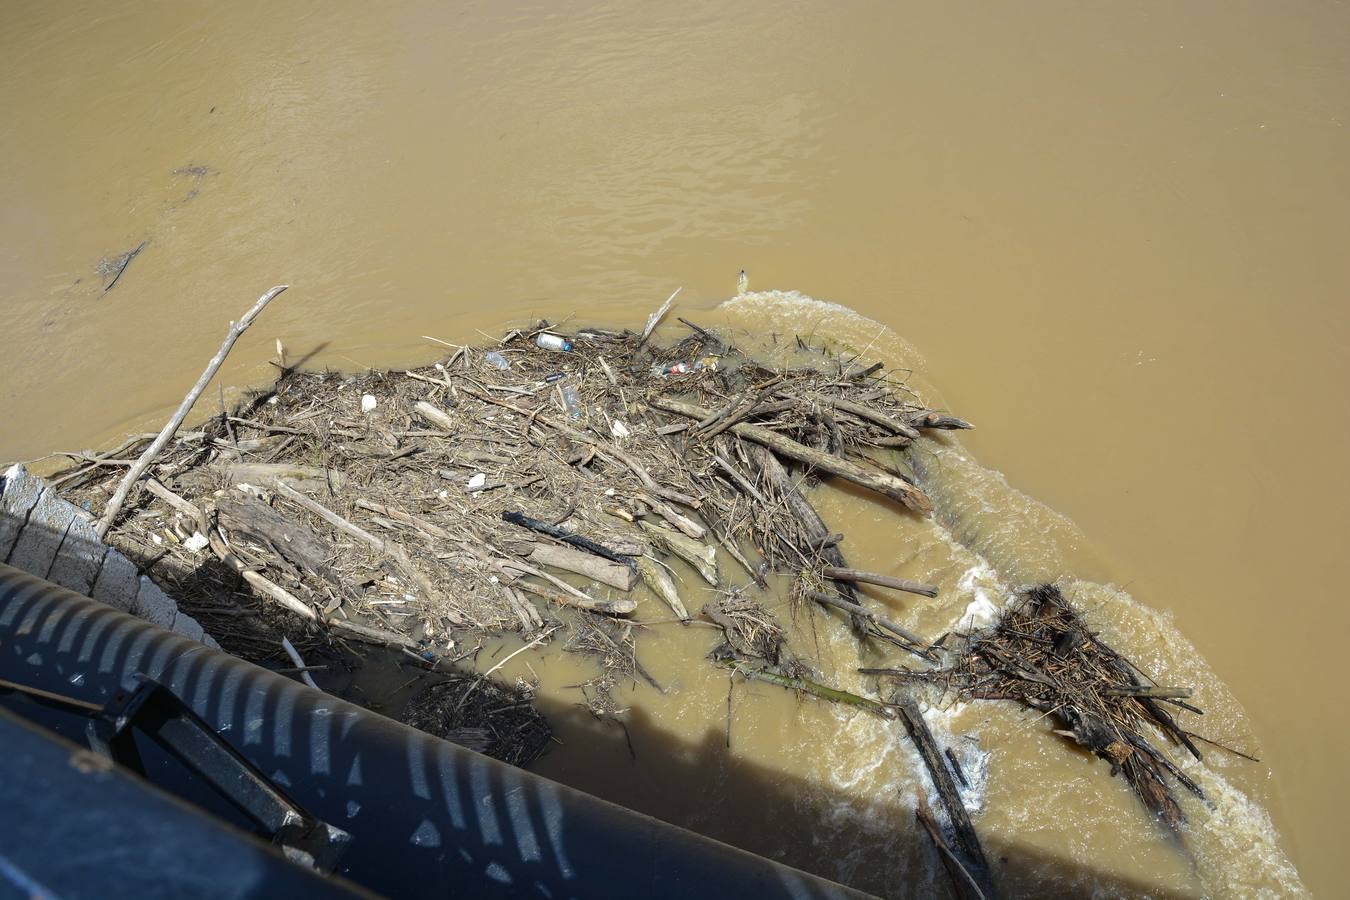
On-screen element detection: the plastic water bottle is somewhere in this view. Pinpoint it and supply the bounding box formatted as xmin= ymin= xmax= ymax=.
xmin=484 ymin=350 xmax=510 ymax=370
xmin=536 ymin=333 xmax=573 ymax=352
xmin=560 ymin=384 xmax=584 ymax=418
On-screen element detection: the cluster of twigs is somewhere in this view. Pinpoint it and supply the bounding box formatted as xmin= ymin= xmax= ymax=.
xmin=869 ymin=585 xmax=1207 ymax=841
xmin=58 ymin=315 xmax=964 ymax=676
xmin=703 ymin=591 xmax=788 ymax=666
xmin=401 ymin=672 xmax=552 ymax=767
xmin=564 ymin=614 xmax=662 ymax=716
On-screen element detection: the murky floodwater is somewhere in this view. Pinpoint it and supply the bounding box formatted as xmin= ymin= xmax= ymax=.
xmin=4 ymin=2 xmax=1348 ymax=896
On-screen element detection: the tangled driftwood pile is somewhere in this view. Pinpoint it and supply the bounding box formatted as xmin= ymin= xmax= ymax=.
xmin=40 ymin=287 xmax=1237 ymax=895
xmin=58 ymin=305 xmax=964 ymax=674
xmin=867 ymin=585 xmax=1216 ymax=839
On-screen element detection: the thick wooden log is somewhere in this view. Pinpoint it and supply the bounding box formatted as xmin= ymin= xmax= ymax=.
xmin=916 ymin=797 xmax=988 ymax=900
xmin=217 ymin=495 xmax=338 ymax=584
xmin=1102 ymin=685 xmax=1193 ymax=700
xmin=508 ymin=575 xmax=638 ymax=617
xmin=414 ymin=400 xmax=455 ymax=430
xmin=895 ymin=697 xmax=997 ymax=898
xmin=710 ymin=450 xmax=765 ymax=503
xmin=328 ymin=618 xmax=423 ymax=651
xmin=220 ymin=462 xmax=345 ymax=494
xmin=634 ymin=493 xmax=705 ymax=540
xmin=466 ymin=538 xmax=636 ymax=616
xmin=822 ymin=565 xmax=938 ymax=598
xmin=501 ymin=510 xmax=637 ymax=570
xmin=516 ymin=540 xmax=638 ymax=591
xmin=749 ymin=445 xmax=866 ymax=632
xmin=650 ymin=396 xmax=932 ymax=514
xmin=912 ymin=411 xmax=974 ymax=430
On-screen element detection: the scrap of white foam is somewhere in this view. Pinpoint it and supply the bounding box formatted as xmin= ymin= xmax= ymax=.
xmin=918 ymin=702 xmax=991 ymax=814
xmin=721 ymin=288 xmax=859 ymax=318
xmin=956 ymin=563 xmax=1002 ymax=630
xmin=1181 ymin=758 xmax=1310 ymax=898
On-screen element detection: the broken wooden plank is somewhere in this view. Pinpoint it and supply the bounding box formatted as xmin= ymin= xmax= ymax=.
xmin=750 ymin=445 xmax=867 ymax=633
xmin=806 ymin=591 xmax=932 ymax=657
xmin=639 ymin=520 xmax=719 ymax=586
xmin=636 ymin=556 xmax=688 ymax=620
xmin=414 ymin=400 xmax=456 ymax=430
xmin=219 ymin=462 xmax=345 ymax=494
xmin=218 ymin=494 xmax=339 ymax=584
xmin=818 ymin=395 xmax=921 ymax=440
xmin=515 ymin=540 xmax=639 ymax=591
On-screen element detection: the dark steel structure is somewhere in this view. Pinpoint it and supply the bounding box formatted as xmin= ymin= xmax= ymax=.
xmin=0 ymin=563 xmax=872 ymax=899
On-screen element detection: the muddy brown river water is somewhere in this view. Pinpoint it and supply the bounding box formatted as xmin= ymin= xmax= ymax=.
xmin=3 ymin=2 xmax=1348 ymax=896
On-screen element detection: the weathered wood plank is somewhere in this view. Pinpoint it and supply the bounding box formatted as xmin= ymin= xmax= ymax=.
xmin=512 ymin=539 xmax=639 ymax=591
xmin=218 ymin=462 xmax=345 ymax=494
xmin=895 ymin=697 xmax=996 ymax=898
xmin=217 ymin=495 xmax=338 ymax=583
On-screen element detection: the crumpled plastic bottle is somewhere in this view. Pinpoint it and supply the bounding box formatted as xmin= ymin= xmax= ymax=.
xmin=560 ymin=384 xmax=584 ymax=418
xmin=652 ymin=356 xmax=719 ymax=376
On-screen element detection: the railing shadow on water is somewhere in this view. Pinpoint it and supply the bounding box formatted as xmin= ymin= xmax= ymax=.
xmin=526 ymin=681 xmax=1198 ymax=899
xmin=0 ymin=509 xmax=1194 ymax=899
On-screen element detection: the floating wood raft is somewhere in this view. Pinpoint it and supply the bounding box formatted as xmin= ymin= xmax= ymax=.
xmin=28 ymin=288 xmax=1225 ymax=898
xmin=0 ymin=464 xmax=216 ymax=648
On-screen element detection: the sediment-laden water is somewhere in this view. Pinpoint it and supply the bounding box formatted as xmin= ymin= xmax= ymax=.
xmin=4 ymin=3 xmax=1348 ymax=895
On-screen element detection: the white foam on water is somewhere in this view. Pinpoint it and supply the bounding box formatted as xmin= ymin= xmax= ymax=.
xmin=1181 ymin=759 xmax=1307 ymax=898
xmin=723 ymin=289 xmax=877 ymax=324
xmin=717 ymin=288 xmax=1308 ymax=898
xmin=954 ymin=561 xmax=1005 ymax=632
